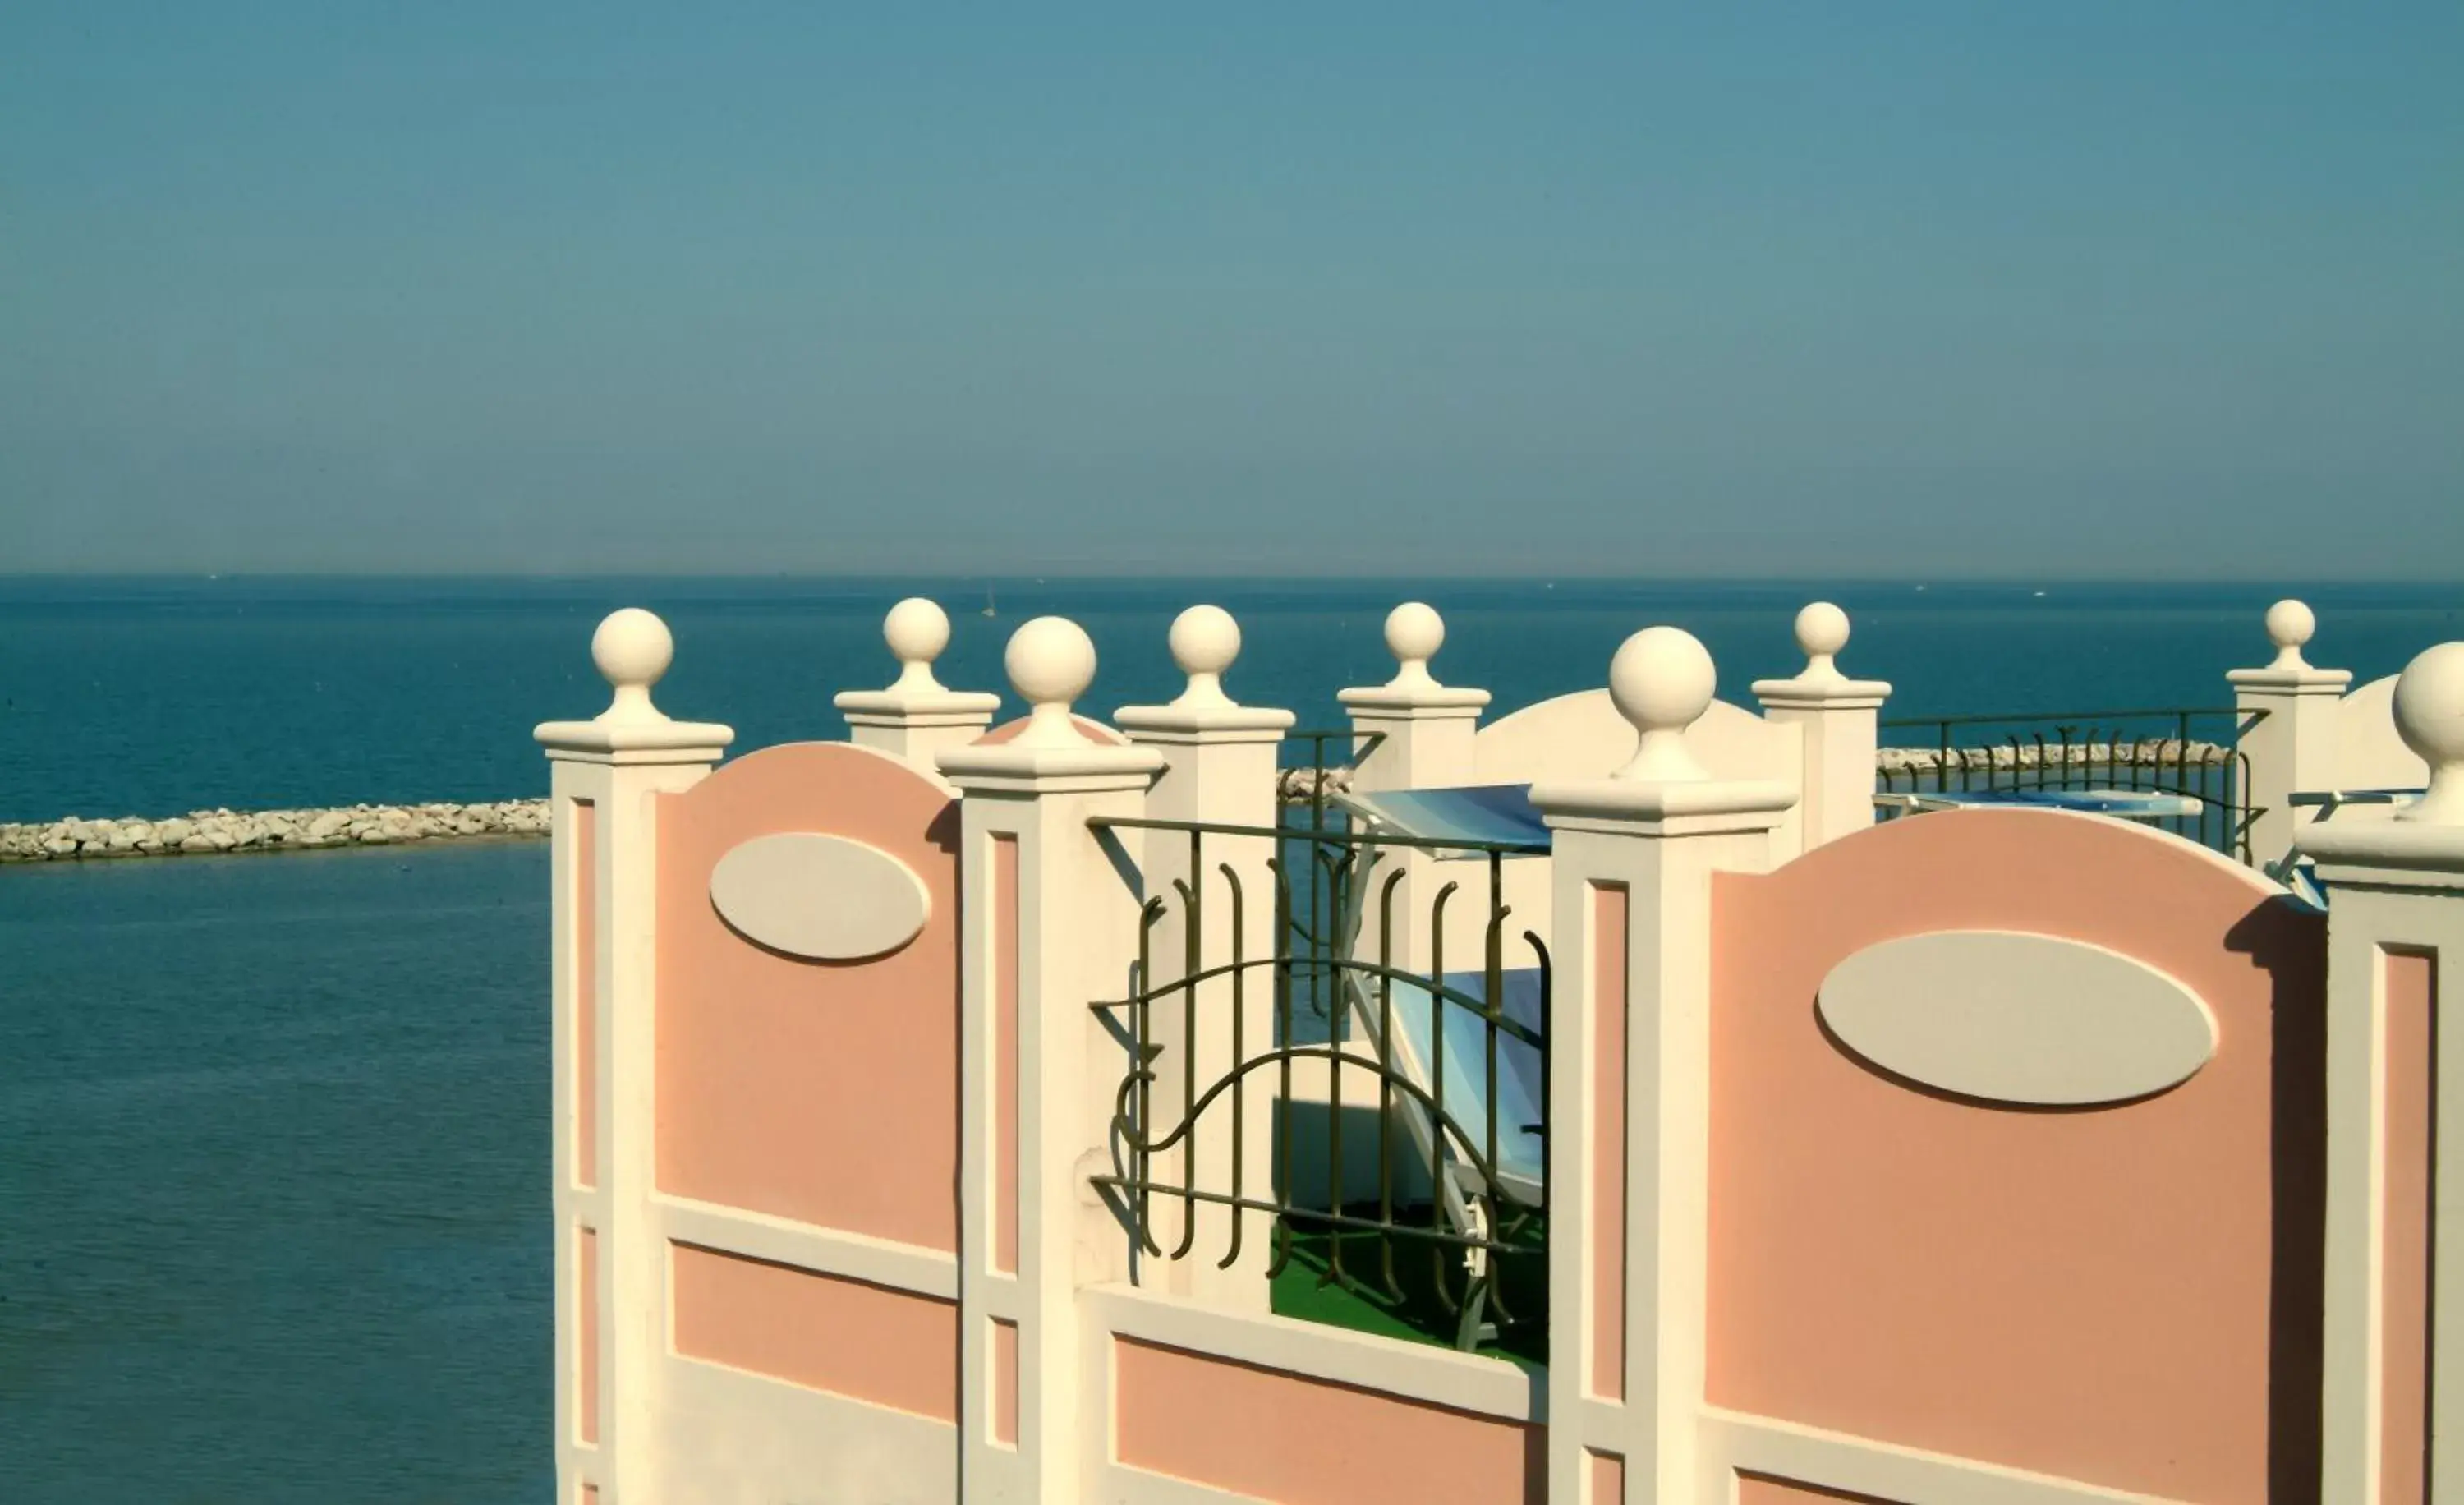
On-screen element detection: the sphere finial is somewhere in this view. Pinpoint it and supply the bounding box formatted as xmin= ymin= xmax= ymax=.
xmin=1794 ymin=601 xmax=1851 ymax=683
xmin=2393 ymin=641 xmax=2464 ymax=824
xmin=2264 ymin=599 xmax=2316 ymax=671
xmin=883 ymin=598 xmax=952 ymax=693
xmin=1168 ymin=605 xmax=1242 ymax=710
xmin=1005 ymin=616 xmax=1098 ymax=748
xmin=1607 ymin=626 xmax=1717 ymax=781
xmin=1384 ymin=602 xmax=1446 ymax=690
xmin=591 ymin=607 xmax=674 ymax=724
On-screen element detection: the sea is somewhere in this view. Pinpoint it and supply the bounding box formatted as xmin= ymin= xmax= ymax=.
xmin=2 ymin=575 xmax=2459 ymax=1503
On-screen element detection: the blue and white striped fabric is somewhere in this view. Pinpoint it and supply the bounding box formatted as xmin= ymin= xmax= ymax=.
xmin=1333 ymin=783 xmax=1551 ymax=849
xmin=1873 ymin=788 xmax=2203 ymax=819
xmin=1363 ymin=968 xmax=1547 ymax=1204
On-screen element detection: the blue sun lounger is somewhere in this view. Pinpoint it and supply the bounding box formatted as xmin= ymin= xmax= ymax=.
xmin=1326 ymin=785 xmax=1551 ymax=1213
xmin=1331 ymin=783 xmax=1551 ymax=853
xmin=1871 ymin=788 xmax=2204 ymax=820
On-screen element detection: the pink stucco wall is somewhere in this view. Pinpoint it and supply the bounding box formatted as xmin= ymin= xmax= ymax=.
xmin=572 ymin=798 xmax=596 ymax=1190
xmin=1708 ymin=809 xmax=2327 ymax=1502
xmin=577 ymin=1226 xmax=599 ymax=1447
xmin=2382 ymin=946 xmax=2438 ymax=1503
xmin=1113 ymin=1339 xmax=1541 ymax=1503
xmin=671 ymin=1243 xmax=959 ymax=1423
xmin=654 ymin=742 xmax=962 ymax=1252
xmin=993 ymin=833 xmax=1020 ymax=1276
xmin=1590 ymin=881 xmax=1628 ymax=1405
xmin=991 ymin=1317 xmax=1019 ymax=1448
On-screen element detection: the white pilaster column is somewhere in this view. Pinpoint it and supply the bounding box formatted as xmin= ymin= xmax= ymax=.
xmin=939 ymin=617 xmax=1162 ymax=1505
xmin=1115 ymin=605 xmax=1294 ymax=1311
xmin=1338 ymin=602 xmax=1492 ymax=974
xmin=2306 ymin=642 xmax=2464 ymax=1504
xmin=835 ymin=596 xmax=1001 ymax=771
xmin=1531 ymin=628 xmax=1795 ymax=1505
xmin=2229 ymin=599 xmax=2355 ymax=871
xmin=1752 ymin=601 xmax=1891 ymax=859
xmin=535 ymin=609 xmax=734 ymax=1505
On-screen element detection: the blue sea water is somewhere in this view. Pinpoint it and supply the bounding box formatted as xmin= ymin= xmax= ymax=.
xmin=6 ymin=575 xmax=2460 ymax=824
xmin=2 ymin=575 xmax=2460 ymax=1503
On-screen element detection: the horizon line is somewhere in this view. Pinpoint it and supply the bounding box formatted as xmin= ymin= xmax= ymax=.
xmin=4 ymin=568 xmax=2458 ymax=588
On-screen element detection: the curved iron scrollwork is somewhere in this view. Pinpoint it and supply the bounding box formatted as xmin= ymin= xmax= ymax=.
xmin=1087 ymin=795 xmax=1552 ymax=1355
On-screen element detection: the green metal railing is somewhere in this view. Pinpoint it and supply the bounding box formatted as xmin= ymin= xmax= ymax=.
xmin=1085 ymin=739 xmax=1551 ymax=1355
xmin=1877 ymin=706 xmax=2262 ymax=861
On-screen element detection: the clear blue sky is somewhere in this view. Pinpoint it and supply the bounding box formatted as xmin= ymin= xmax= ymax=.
xmin=3 ymin=3 xmax=2457 ymax=578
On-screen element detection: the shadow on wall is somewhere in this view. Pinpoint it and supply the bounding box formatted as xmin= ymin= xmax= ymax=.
xmin=2227 ymin=894 xmax=2328 ymax=1503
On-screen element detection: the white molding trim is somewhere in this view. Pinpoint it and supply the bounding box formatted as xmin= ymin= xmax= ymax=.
xmin=1086 ymin=1282 xmax=1542 ymax=1424
xmin=654 ymin=1195 xmax=961 ymax=1303
xmin=1700 ymin=1409 xmax=2177 ymax=1504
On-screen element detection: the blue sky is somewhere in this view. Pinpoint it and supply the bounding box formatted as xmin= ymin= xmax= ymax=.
xmin=2 ymin=3 xmax=2458 ymax=577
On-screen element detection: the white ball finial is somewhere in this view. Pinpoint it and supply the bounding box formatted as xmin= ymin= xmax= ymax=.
xmin=1794 ymin=601 xmax=1851 ymax=683
xmin=1005 ymin=616 xmax=1098 ymax=748
xmin=2264 ymin=599 xmax=2316 ymax=670
xmin=883 ymin=597 xmax=952 ymax=692
xmin=591 ymin=607 xmax=673 ymax=724
xmin=1384 ymin=602 xmax=1446 ymax=690
xmin=1168 ymin=605 xmax=1242 ymax=710
xmin=1607 ymin=626 xmax=1717 ymax=781
xmin=2393 ymin=641 xmax=2464 ymax=825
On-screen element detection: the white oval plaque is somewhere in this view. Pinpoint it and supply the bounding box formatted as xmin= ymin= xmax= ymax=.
xmin=1816 ymin=930 xmax=2215 ymax=1107
xmin=708 ymin=833 xmax=931 ymax=961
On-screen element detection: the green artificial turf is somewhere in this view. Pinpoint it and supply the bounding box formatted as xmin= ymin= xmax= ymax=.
xmin=1266 ymin=1210 xmax=1549 ymax=1369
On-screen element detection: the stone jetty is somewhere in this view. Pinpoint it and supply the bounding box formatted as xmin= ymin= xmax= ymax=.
xmin=1874 ymin=739 xmax=2232 ymax=777
xmin=1 ymin=742 xmax=2230 ymax=865
xmin=0 ymin=800 xmax=551 ymax=863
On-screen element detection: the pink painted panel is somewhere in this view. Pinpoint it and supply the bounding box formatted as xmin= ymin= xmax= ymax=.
xmin=2383 ymin=947 xmax=2438 ymax=1505
xmin=1735 ymin=1477 xmax=1896 ymax=1503
xmin=670 ymin=1243 xmax=959 ymax=1423
xmin=1113 ymin=1338 xmax=1542 ymax=1504
xmin=572 ymin=799 xmax=597 ymax=1190
xmin=991 ymin=1317 xmax=1019 ymax=1447
xmin=1708 ymin=809 xmax=2327 ymax=1503
xmin=995 ymin=835 xmax=1020 ymax=1275
xmin=1588 ymin=1450 xmax=1625 ymax=1502
xmin=581 ymin=1485 xmax=599 ymax=1505
xmin=1591 ymin=883 xmax=1628 ymax=1404
xmin=655 ymin=743 xmax=961 ymax=1251
xmin=577 ymin=1226 xmax=600 ymax=1447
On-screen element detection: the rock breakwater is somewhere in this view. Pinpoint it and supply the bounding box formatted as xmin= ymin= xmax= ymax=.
xmin=1 ymin=741 xmax=2235 ymax=865
xmin=0 ymin=800 xmax=550 ymax=863
xmin=1874 ymin=740 xmax=2231 ymax=776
